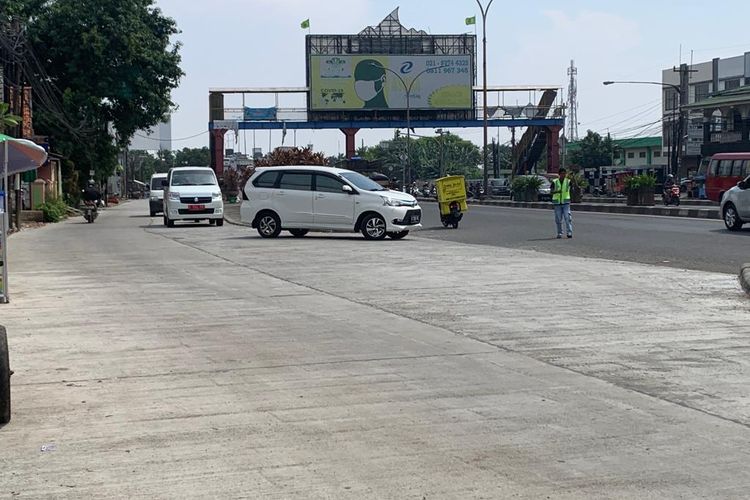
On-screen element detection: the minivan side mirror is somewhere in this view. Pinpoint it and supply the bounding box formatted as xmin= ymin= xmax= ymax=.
xmin=342 ymin=184 xmax=355 ymax=194
xmin=161 ymin=179 xmax=168 ymax=188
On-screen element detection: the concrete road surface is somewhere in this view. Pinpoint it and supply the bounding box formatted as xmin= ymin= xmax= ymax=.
xmin=1 ymin=200 xmax=750 ymax=498
xmin=419 ymin=202 xmax=743 ymax=274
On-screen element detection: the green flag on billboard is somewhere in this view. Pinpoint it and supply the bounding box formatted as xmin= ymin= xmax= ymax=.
xmin=300 ymin=19 xmax=310 ymax=29
xmin=465 ymin=16 xmax=476 ymax=26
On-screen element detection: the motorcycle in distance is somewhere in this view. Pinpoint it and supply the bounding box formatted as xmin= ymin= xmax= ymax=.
xmin=80 ymin=182 xmax=102 ymax=223
xmin=80 ymin=200 xmax=98 ymax=223
xmin=663 ymin=184 xmax=681 ymax=206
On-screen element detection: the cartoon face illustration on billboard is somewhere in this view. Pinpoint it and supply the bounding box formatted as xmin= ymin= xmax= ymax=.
xmin=354 ymin=60 xmax=388 ymax=109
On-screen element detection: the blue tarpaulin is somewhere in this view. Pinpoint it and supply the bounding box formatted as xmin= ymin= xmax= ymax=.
xmin=243 ymin=107 xmax=277 ymax=121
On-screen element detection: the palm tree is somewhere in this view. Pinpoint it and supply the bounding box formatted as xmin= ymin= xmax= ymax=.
xmin=0 ymin=103 xmax=21 ymax=133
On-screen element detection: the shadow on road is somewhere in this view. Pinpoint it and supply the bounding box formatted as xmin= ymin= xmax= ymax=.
xmin=709 ymin=228 xmax=750 ymax=237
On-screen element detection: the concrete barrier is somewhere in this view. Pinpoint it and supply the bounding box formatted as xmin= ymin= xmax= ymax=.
xmin=419 ymin=198 xmax=721 ymax=220
xmin=739 ymin=264 xmax=750 ymax=296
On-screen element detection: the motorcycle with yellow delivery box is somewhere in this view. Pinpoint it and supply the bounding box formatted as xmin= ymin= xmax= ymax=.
xmin=435 ymin=175 xmax=468 ymax=229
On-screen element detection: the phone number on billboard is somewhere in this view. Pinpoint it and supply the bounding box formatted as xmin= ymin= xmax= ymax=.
xmin=425 ymin=59 xmax=470 ymax=68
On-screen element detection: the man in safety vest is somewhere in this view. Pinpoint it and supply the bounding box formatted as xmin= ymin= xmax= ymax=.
xmin=551 ymin=168 xmax=573 ymax=239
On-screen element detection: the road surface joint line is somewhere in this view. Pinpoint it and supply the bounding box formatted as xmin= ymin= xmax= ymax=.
xmin=15 ymin=350 xmax=499 ymax=388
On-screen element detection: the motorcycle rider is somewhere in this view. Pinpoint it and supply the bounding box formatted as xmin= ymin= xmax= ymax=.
xmin=82 ymin=180 xmax=102 ymax=206
xmin=663 ymin=174 xmax=676 ymax=202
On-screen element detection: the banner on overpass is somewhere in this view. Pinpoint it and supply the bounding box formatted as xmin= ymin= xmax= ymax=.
xmin=309 ymin=54 xmax=472 ymax=111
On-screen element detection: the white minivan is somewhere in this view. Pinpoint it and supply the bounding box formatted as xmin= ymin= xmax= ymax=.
xmin=240 ymin=166 xmax=422 ymax=240
xmin=149 ymin=172 xmax=167 ymax=216
xmin=162 ymin=166 xmax=224 ymax=227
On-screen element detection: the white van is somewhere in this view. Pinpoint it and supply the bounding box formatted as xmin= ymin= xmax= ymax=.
xmin=149 ymin=173 xmax=168 ymax=216
xmin=240 ymin=166 xmax=422 ymax=240
xmin=162 ymin=167 xmax=224 ymax=227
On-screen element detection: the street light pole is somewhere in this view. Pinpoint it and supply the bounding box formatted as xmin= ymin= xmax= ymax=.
xmin=476 ymin=0 xmax=494 ymax=197
xmin=602 ymin=80 xmax=683 ymax=176
xmin=370 ymin=62 xmax=451 ymax=190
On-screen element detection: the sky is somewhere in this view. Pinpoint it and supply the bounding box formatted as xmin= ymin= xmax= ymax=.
xmin=152 ymin=0 xmax=750 ymax=156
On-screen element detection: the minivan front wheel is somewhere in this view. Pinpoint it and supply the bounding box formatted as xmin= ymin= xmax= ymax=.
xmin=362 ymin=214 xmax=387 ymax=240
xmin=257 ymin=212 xmax=281 ymax=238
xmin=724 ymin=203 xmax=743 ymax=231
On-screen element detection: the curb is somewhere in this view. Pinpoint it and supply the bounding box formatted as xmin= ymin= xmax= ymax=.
xmin=739 ymin=264 xmax=750 ymax=296
xmin=223 ymin=208 xmax=250 ymax=228
xmin=419 ymin=198 xmax=721 ymax=220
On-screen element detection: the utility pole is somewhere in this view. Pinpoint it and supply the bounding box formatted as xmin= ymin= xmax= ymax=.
xmin=436 ymin=128 xmax=446 ymax=178
xmin=672 ymin=63 xmax=693 ymax=178
xmin=510 ymin=126 xmax=517 ymax=177
xmin=476 ymin=0 xmax=494 ymax=198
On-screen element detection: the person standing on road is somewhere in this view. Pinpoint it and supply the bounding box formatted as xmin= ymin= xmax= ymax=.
xmin=551 ymin=168 xmax=573 ymax=239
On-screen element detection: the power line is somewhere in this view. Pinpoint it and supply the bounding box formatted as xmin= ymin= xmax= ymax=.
xmin=579 ymin=97 xmax=662 ymax=128
xmin=133 ymin=130 xmax=208 ymax=142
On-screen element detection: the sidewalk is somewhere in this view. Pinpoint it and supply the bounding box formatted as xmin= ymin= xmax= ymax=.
xmin=2 ymin=200 xmax=749 ymax=498
xmin=223 ymin=202 xmax=245 ymax=226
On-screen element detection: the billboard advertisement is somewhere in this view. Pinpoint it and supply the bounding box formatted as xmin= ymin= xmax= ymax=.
xmin=309 ymin=54 xmax=473 ymax=111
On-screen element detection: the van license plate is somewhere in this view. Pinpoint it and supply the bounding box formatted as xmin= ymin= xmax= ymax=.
xmin=410 ymin=215 xmax=420 ymax=223
xmin=188 ymin=204 xmax=205 ymax=211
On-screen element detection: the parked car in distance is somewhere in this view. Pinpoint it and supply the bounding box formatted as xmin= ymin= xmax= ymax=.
xmin=240 ymin=166 xmax=422 ymax=240
xmin=510 ymin=175 xmax=552 ymax=201
xmin=489 ymin=178 xmax=510 ymax=196
xmin=719 ymin=174 xmax=750 ymax=230
xmin=162 ymin=166 xmax=224 ymax=227
xmin=149 ymin=173 xmax=167 ymax=216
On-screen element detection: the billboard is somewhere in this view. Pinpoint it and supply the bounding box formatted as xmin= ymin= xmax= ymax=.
xmin=309 ymin=54 xmax=472 ymax=111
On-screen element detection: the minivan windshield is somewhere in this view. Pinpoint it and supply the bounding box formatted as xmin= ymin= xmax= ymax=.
xmin=151 ymin=177 xmax=166 ymax=190
xmin=171 ymin=170 xmax=216 ymax=186
xmin=340 ymin=171 xmax=387 ymax=191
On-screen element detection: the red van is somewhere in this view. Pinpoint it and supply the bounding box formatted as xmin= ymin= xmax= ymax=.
xmin=703 ymin=153 xmax=750 ymax=203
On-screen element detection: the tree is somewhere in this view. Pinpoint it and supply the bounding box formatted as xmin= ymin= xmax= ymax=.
xmin=255 ymin=147 xmax=328 ymax=167
xmin=0 ymin=103 xmax=21 ymax=133
xmin=358 ymin=132 xmax=483 ymax=180
xmin=174 ymin=147 xmax=210 ymax=167
xmin=4 ymin=0 xmax=183 ymax=184
xmin=568 ymin=130 xmax=619 ymax=169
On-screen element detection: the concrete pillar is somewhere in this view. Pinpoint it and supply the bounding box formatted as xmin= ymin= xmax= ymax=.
xmin=703 ymin=111 xmax=712 ymax=144
xmin=210 ymin=129 xmax=227 ymax=177
xmin=340 ymin=128 xmax=359 ymax=159
xmin=546 ymin=126 xmax=562 ymax=173
xmin=741 ymin=108 xmax=750 ymax=142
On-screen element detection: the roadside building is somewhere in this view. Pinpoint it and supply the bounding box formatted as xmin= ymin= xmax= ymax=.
xmin=662 ymin=52 xmax=750 ymax=176
xmin=611 ymin=136 xmax=667 ymax=169
xmin=567 ymin=136 xmax=667 ymax=195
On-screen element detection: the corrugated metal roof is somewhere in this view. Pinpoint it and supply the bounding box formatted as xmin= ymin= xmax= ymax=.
xmin=684 ymin=84 xmax=750 ymax=110
xmin=567 ymin=136 xmax=662 ymax=152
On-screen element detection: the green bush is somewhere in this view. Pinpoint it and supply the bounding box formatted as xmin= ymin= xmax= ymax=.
xmin=511 ymin=176 xmax=528 ymax=191
xmin=39 ymin=198 xmax=69 ymax=223
xmin=625 ymin=173 xmax=656 ymax=191
xmin=570 ymin=172 xmax=589 ymax=190
xmin=525 ymin=176 xmax=544 ymax=190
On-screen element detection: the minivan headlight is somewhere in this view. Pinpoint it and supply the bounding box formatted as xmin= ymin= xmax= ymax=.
xmin=212 ymin=191 xmax=221 ymax=199
xmin=381 ymin=196 xmax=414 ymax=207
xmin=168 ymin=191 xmax=180 ymax=201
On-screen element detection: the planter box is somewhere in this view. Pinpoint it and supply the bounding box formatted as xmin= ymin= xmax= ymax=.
xmin=525 ymin=188 xmax=539 ymax=202
xmin=626 ymin=187 xmax=655 ymax=206
xmin=638 ymin=188 xmax=655 ymax=206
